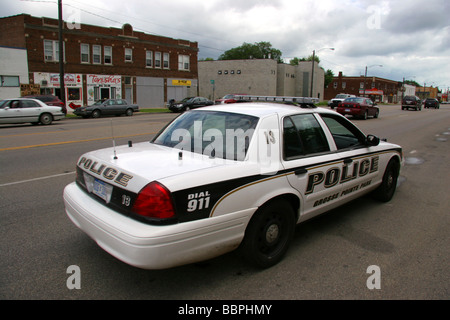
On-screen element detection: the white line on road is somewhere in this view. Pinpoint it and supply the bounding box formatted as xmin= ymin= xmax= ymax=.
xmin=0 ymin=171 xmax=76 ymax=187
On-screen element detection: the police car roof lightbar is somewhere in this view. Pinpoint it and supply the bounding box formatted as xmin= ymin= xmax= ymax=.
xmin=233 ymin=95 xmax=319 ymax=107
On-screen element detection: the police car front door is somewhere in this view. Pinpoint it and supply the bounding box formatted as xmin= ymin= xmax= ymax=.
xmin=281 ymin=113 xmax=346 ymax=218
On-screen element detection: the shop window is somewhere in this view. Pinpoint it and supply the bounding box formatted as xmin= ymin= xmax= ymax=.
xmin=0 ymin=76 xmax=19 ymax=87
xmin=68 ymin=88 xmax=81 ymax=101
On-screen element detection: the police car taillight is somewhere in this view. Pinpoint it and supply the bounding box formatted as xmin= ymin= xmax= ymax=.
xmin=132 ymin=181 xmax=175 ymax=219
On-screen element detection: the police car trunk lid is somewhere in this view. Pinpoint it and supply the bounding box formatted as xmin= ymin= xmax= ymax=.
xmin=77 ymin=141 xmax=231 ymax=193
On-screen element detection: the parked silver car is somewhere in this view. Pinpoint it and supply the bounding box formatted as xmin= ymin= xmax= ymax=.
xmin=0 ymin=98 xmax=65 ymax=125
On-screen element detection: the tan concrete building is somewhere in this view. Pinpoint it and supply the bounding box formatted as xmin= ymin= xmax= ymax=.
xmin=198 ymin=59 xmax=325 ymax=101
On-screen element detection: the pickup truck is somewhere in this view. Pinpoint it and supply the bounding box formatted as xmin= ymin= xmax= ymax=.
xmin=328 ymin=94 xmax=356 ymax=109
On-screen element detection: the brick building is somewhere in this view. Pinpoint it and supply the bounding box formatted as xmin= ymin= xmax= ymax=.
xmin=0 ymin=14 xmax=199 ymax=110
xmin=325 ymin=71 xmax=401 ymax=103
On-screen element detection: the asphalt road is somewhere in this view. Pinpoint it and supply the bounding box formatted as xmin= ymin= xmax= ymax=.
xmin=0 ymin=105 xmax=449 ymax=300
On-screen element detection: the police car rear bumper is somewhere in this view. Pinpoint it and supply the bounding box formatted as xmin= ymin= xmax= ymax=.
xmin=63 ymin=182 xmax=253 ymax=269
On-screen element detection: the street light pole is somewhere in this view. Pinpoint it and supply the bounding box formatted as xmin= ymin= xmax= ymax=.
xmin=310 ymin=47 xmax=334 ymax=98
xmin=310 ymin=50 xmax=315 ymax=97
xmin=363 ymin=64 xmax=382 ymax=97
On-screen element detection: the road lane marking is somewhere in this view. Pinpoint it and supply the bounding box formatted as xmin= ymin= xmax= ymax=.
xmin=0 ymin=132 xmax=156 ymax=151
xmin=0 ymin=171 xmax=76 ymax=187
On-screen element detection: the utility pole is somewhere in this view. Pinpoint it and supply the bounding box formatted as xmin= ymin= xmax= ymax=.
xmin=310 ymin=50 xmax=315 ymax=97
xmin=58 ymin=0 xmax=65 ymax=104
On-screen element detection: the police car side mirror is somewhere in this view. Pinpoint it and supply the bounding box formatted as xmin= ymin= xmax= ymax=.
xmin=366 ymin=134 xmax=380 ymax=146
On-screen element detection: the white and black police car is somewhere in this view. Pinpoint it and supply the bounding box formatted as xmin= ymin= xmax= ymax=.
xmin=63 ymin=98 xmax=403 ymax=269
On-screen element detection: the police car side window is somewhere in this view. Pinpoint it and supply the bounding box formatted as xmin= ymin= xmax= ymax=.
xmin=320 ymin=114 xmax=365 ymax=150
xmin=283 ymin=114 xmax=330 ymax=160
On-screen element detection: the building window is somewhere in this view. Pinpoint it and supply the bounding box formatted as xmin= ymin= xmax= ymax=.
xmin=93 ymin=45 xmax=101 ymax=64
xmin=125 ymin=48 xmax=132 ymax=62
xmin=0 ymin=75 xmax=20 ymax=87
xmin=342 ymin=82 xmax=346 ymax=89
xmin=146 ymin=51 xmax=153 ymax=67
xmin=178 ymin=55 xmax=190 ymax=71
xmin=68 ymin=88 xmax=81 ymax=100
xmin=360 ymin=82 xmax=364 ymax=89
xmin=44 ymin=40 xmax=64 ymax=62
xmin=155 ymin=52 xmax=161 ymax=68
xmin=333 ymin=82 xmax=338 ymax=89
xmin=104 ymin=46 xmax=112 ymax=64
xmin=80 ymin=44 xmax=89 ymax=63
xmin=163 ymin=53 xmax=169 ymax=69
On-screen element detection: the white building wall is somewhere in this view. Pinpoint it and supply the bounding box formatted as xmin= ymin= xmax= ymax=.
xmin=0 ymin=46 xmax=29 ymax=99
xmin=199 ymin=59 xmax=326 ymax=101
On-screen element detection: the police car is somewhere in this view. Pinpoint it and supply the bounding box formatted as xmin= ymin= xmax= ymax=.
xmin=63 ymin=97 xmax=403 ymax=269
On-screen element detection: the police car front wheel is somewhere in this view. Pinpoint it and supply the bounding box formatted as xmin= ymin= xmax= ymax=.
xmin=240 ymin=199 xmax=295 ymax=269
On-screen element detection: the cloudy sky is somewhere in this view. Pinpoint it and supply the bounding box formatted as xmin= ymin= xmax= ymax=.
xmin=2 ymin=0 xmax=449 ymax=90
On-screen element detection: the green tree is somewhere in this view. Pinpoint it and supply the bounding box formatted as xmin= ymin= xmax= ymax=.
xmin=324 ymin=69 xmax=334 ymax=88
xmin=219 ymin=42 xmax=283 ymax=63
xmin=289 ymin=55 xmax=321 ymax=65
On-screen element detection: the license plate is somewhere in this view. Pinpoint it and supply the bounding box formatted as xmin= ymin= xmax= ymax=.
xmin=345 ymin=109 xmax=351 ymax=112
xmin=93 ymin=179 xmax=113 ymax=203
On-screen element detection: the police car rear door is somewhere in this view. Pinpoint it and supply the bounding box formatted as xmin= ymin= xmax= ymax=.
xmin=281 ymin=113 xmax=345 ymax=218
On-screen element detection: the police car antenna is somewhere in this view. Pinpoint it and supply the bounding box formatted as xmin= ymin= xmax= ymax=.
xmin=110 ymin=119 xmax=118 ymax=159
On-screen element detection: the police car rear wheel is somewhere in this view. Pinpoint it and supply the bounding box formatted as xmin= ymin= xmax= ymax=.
xmin=241 ymin=200 xmax=295 ymax=268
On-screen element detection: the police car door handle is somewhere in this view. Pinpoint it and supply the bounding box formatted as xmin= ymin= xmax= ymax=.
xmin=295 ymin=168 xmax=307 ymax=175
xmin=344 ymin=158 xmax=353 ymax=164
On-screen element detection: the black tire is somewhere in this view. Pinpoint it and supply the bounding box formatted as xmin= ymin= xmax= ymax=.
xmin=362 ymin=110 xmax=368 ymax=120
xmin=92 ymin=110 xmax=101 ymax=118
xmin=240 ymin=199 xmax=295 ymax=268
xmin=39 ymin=113 xmax=53 ymax=125
xmin=374 ymin=109 xmax=379 ymax=118
xmin=372 ymin=159 xmax=399 ymax=202
xmin=125 ymin=108 xmax=133 ymax=116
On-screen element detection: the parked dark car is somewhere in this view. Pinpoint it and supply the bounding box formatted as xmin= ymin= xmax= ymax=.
xmin=401 ymin=96 xmax=422 ymax=111
xmin=73 ymin=99 xmax=139 ymax=118
xmin=336 ymin=97 xmax=379 ymax=120
xmin=168 ymin=97 xmax=214 ymax=112
xmin=424 ymin=98 xmax=440 ymax=109
xmin=23 ymin=94 xmax=67 ymax=114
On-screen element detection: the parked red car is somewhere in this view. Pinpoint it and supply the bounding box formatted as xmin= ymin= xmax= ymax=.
xmin=23 ymin=95 xmax=67 ymax=114
xmin=336 ymin=97 xmax=379 ymax=120
xmin=215 ymin=94 xmax=248 ymax=104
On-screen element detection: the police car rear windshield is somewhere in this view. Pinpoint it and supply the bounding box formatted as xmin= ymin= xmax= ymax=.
xmin=152 ymin=110 xmax=259 ymax=161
